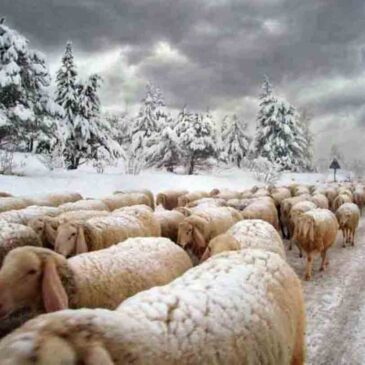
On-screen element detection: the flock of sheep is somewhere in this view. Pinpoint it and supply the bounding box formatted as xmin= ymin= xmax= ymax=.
xmin=0 ymin=182 xmax=362 ymax=364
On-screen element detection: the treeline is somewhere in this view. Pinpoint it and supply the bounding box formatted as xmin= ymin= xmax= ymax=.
xmin=0 ymin=20 xmax=313 ymax=174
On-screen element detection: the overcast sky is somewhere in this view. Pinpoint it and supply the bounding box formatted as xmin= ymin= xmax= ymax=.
xmin=2 ymin=0 xmax=365 ymax=161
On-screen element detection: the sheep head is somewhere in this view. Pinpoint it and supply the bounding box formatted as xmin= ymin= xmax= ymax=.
xmin=201 ymin=233 xmax=239 ymax=262
xmin=55 ymin=223 xmax=88 ymax=258
xmin=156 ymin=193 xmax=166 ymax=207
xmin=177 ymin=195 xmax=189 ymax=207
xmin=0 ymin=247 xmax=68 ymax=318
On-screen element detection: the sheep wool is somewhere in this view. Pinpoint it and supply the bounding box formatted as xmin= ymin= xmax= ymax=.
xmin=0 ymin=250 xmax=305 ymax=365
xmin=0 ymin=221 xmax=42 ymax=265
xmin=0 ymin=206 xmax=60 ymax=225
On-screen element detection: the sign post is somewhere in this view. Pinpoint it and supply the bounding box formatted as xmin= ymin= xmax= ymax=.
xmin=329 ymin=158 xmax=341 ymax=182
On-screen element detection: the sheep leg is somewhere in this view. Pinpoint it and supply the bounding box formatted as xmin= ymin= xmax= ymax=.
xmin=342 ymin=229 xmax=346 ymax=247
xmin=320 ymin=250 xmax=328 ymax=271
xmin=351 ymin=230 xmax=355 ymax=246
xmin=305 ymin=254 xmax=313 ymax=281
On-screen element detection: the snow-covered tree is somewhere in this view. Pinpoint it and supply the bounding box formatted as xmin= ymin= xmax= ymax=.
xmin=0 ymin=20 xmax=62 ymax=151
xmin=254 ymin=77 xmax=307 ymax=171
xmin=127 ymin=83 xmax=171 ymax=174
xmin=298 ymin=109 xmax=314 ymax=170
xmin=221 ymin=114 xmax=250 ymax=167
xmin=175 ymin=109 xmax=218 ymax=175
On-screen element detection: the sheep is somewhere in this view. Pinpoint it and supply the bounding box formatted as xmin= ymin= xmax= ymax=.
xmin=154 ymin=210 xmax=185 ymax=242
xmin=0 ymin=197 xmax=30 ymax=213
xmin=156 ymin=190 xmax=188 ymax=210
xmin=293 ymin=185 xmax=310 ymax=196
xmin=241 ymin=201 xmax=280 ymax=231
xmin=310 ymin=194 xmax=329 ymax=209
xmin=177 ymin=206 xmax=242 ymax=259
xmin=280 ymin=195 xmax=310 ymax=239
xmin=0 ymin=192 xmax=12 ymax=197
xmin=353 ymin=189 xmax=365 ymax=212
xmin=112 ymin=204 xmax=153 ymax=215
xmin=270 ymin=187 xmax=292 ymax=208
xmin=0 ymin=249 xmax=306 ymax=365
xmin=26 ymin=192 xmax=82 ymax=207
xmin=214 ymin=190 xmax=242 ymax=200
xmin=0 ymin=221 xmax=42 ymax=266
xmin=113 ymin=189 xmax=155 ymax=210
xmin=187 ymin=197 xmax=227 ymax=208
xmin=177 ymin=191 xmax=211 ymax=207
xmin=201 ymin=219 xmax=286 ymax=261
xmin=226 ymin=198 xmax=253 ymax=211
xmin=293 ymin=208 xmax=338 ymax=280
xmin=335 ymin=203 xmax=361 ymax=247
xmin=337 ymin=187 xmax=353 ymax=200
xmin=288 ymin=201 xmax=317 ymax=253
xmin=0 ymin=238 xmax=192 ymax=333
xmin=333 ymin=193 xmax=353 ymax=211
xmin=28 ymin=210 xmax=109 ymax=248
xmin=324 ymin=187 xmax=338 ymax=211
xmin=59 ymin=199 xmax=110 ymax=212
xmin=54 ymin=210 xmax=161 ymax=257
xmin=102 ymin=192 xmax=154 ymax=211
xmin=0 ymin=205 xmax=60 ymax=225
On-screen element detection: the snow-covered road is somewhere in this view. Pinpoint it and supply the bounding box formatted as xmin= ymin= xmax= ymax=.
xmin=286 ymin=215 xmax=365 ymax=365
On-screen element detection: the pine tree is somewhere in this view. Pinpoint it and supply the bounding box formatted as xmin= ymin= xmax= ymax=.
xmin=0 ymin=20 xmax=62 ymax=151
xmin=254 ymin=77 xmax=307 ymax=171
xmin=175 ymin=109 xmax=218 ymax=175
xmin=298 ymin=109 xmax=313 ymax=171
xmin=127 ymin=83 xmax=170 ymax=174
xmin=222 ymin=114 xmax=250 ymax=168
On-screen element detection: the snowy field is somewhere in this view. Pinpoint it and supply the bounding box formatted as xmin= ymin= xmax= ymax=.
xmin=0 ymin=153 xmax=342 ymax=197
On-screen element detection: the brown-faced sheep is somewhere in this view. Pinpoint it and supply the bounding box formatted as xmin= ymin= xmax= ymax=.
xmin=177 ymin=206 xmax=242 ymax=259
xmin=293 ymin=208 xmax=338 ymax=280
xmin=335 ymin=203 xmax=361 ymax=247
xmin=201 ymin=219 xmax=285 ymax=261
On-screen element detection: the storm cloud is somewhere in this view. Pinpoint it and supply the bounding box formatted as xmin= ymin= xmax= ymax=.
xmin=3 ymin=0 xmax=365 ymax=160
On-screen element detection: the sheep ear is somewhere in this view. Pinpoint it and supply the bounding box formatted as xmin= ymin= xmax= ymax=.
xmin=44 ymin=222 xmax=57 ymax=247
xmin=42 ymin=258 xmax=69 ymax=312
xmin=83 ymin=344 xmax=114 ymax=365
xmin=193 ymin=226 xmax=206 ymax=250
xmin=200 ymin=247 xmax=210 ymax=262
xmin=76 ymin=226 xmax=88 ymax=254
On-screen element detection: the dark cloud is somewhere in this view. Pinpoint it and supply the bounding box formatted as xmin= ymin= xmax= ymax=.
xmin=3 ymin=0 xmax=365 ymax=158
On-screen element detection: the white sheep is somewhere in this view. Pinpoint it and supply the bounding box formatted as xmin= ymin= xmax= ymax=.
xmin=0 ymin=221 xmax=42 ymax=266
xmin=58 ymin=199 xmax=110 ymax=212
xmin=201 ymin=219 xmax=285 ymax=261
xmin=0 ymin=205 xmax=60 ymax=225
xmin=0 ymin=249 xmax=305 ymax=365
xmin=0 ymin=238 xmax=192 ymax=332
xmin=293 ymin=208 xmax=338 ymax=280
xmin=154 ymin=209 xmax=185 ymax=242
xmin=335 ymin=202 xmax=361 ymax=247
xmin=54 ymin=210 xmax=161 ymax=257
xmin=156 ymin=190 xmax=189 ymax=210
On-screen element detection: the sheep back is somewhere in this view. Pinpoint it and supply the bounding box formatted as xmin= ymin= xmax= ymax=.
xmin=68 ymin=237 xmax=192 ymax=309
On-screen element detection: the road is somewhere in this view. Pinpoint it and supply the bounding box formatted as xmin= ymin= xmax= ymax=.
xmin=286 ymin=215 xmax=365 ymax=365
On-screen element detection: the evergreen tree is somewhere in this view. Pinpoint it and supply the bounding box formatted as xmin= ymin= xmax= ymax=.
xmin=298 ymin=109 xmax=313 ymax=171
xmin=0 ymin=20 xmax=62 ymax=151
xmin=127 ymin=83 xmax=170 ymax=174
xmin=175 ymin=109 xmax=218 ymax=175
xmin=222 ymin=114 xmax=250 ymax=167
xmin=254 ymin=77 xmax=307 ymax=171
